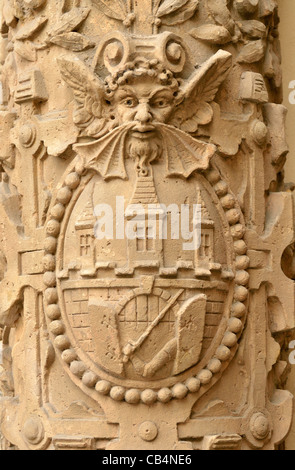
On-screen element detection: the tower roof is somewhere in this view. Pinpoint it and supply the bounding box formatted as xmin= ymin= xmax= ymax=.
xmin=197 ymin=187 xmax=214 ymax=227
xmin=75 ymin=199 xmax=96 ymax=231
xmin=130 ymin=176 xmax=160 ymax=206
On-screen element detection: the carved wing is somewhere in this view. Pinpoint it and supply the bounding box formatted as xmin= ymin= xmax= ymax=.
xmin=74 ymin=125 xmax=132 ymax=180
xmin=74 ymin=123 xmax=215 ymax=181
xmin=169 ymin=49 xmax=232 ymax=133
xmin=159 ymin=124 xmax=216 ymax=178
xmin=57 ymin=57 xmax=107 ymax=138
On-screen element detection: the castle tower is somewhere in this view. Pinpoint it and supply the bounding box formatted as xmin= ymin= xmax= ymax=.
xmin=195 ymin=187 xmax=215 ymax=278
xmin=124 ymin=173 xmax=164 ymax=273
xmin=75 ymin=197 xmax=96 ymax=275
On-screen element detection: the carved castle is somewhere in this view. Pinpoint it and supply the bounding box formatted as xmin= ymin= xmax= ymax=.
xmin=73 ymin=178 xmax=219 ymax=279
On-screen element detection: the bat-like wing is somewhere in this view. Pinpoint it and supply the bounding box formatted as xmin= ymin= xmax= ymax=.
xmin=159 ymin=124 xmax=216 ymax=178
xmin=75 ymin=123 xmax=214 ymax=180
xmin=74 ymin=125 xmax=131 ymax=180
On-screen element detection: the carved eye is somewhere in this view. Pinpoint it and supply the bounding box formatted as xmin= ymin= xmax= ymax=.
xmin=152 ymin=98 xmax=170 ymax=108
xmin=123 ymin=98 xmax=138 ymax=108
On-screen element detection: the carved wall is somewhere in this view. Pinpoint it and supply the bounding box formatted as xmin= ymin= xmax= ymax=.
xmin=0 ymin=0 xmax=294 ymax=450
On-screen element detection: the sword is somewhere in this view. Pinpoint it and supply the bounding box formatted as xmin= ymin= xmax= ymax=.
xmin=122 ymin=289 xmax=184 ymax=363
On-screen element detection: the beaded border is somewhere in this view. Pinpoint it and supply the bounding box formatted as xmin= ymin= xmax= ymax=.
xmin=43 ymin=160 xmax=249 ymax=405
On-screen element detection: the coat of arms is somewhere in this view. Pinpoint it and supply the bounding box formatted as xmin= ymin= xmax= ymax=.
xmin=42 ymin=28 xmax=249 ymax=403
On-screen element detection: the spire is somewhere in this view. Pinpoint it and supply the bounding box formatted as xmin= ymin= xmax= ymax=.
xmin=196 ymin=187 xmax=214 ymax=228
xmin=130 ymin=175 xmax=160 ymax=207
xmin=75 ymin=185 xmax=96 ymax=231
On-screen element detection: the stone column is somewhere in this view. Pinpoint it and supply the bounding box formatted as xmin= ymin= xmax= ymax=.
xmin=0 ymin=0 xmax=294 ymax=450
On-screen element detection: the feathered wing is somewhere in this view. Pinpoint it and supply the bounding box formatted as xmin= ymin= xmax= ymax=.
xmin=169 ymin=49 xmax=232 ymax=133
xmin=159 ymin=124 xmax=216 ymax=178
xmin=57 ymin=57 xmax=107 ymax=137
xmin=74 ymin=126 xmax=131 ymax=180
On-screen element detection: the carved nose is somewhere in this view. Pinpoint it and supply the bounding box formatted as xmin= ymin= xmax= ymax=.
xmin=135 ymin=103 xmax=152 ymax=124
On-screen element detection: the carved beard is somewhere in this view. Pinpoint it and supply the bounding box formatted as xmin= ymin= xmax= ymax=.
xmin=126 ymin=135 xmax=163 ymax=177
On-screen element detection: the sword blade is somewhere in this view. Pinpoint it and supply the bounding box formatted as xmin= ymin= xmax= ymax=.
xmin=122 ymin=288 xmax=184 ymax=361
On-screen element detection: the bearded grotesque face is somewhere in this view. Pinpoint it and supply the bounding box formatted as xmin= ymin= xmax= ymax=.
xmin=111 ymin=76 xmax=177 ymax=136
xmin=104 ymin=60 xmax=180 ymax=129
xmin=104 ymin=62 xmax=180 ymax=175
xmin=59 ymin=47 xmax=231 ymax=180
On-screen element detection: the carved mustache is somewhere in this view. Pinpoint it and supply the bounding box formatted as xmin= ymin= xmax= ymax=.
xmin=116 ymin=121 xmax=165 ymax=134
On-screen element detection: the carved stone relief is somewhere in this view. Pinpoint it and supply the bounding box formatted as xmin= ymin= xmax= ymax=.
xmin=0 ymin=0 xmax=294 ymax=450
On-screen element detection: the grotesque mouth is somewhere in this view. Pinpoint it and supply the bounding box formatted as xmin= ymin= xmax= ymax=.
xmin=131 ymin=125 xmax=157 ymax=138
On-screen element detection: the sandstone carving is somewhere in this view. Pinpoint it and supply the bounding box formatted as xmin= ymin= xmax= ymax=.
xmin=0 ymin=0 xmax=294 ymax=450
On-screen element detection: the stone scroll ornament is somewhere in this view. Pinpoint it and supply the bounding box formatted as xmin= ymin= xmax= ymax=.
xmin=0 ymin=0 xmax=294 ymax=451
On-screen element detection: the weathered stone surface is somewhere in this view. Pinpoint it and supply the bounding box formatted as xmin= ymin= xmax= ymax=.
xmin=0 ymin=0 xmax=294 ymax=450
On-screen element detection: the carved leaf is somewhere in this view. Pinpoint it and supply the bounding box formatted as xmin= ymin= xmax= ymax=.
xmin=206 ymin=0 xmax=235 ymax=34
xmin=49 ymin=7 xmax=90 ymax=37
xmin=14 ymin=0 xmax=46 ymax=20
xmin=258 ymin=0 xmax=276 ymax=18
xmin=237 ymin=39 xmax=265 ymax=64
xmin=84 ymin=118 xmax=108 ymax=138
xmin=92 ymin=0 xmax=127 ymax=21
xmin=160 ymin=0 xmax=199 ymax=25
xmin=50 ymin=33 xmax=95 ymax=51
xmin=190 ymin=25 xmax=232 ymax=45
xmin=73 ymin=108 xmax=93 ymax=127
xmin=238 ymin=20 xmax=266 ymax=39
xmin=14 ymin=40 xmax=37 ymax=62
xmin=181 ymin=103 xmax=213 ymax=133
xmin=15 ymin=17 xmax=48 ymax=40
xmin=235 ymin=0 xmax=258 ymax=16
xmin=3 ymin=0 xmax=16 ymax=26
xmin=157 ymin=0 xmax=189 ymax=17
